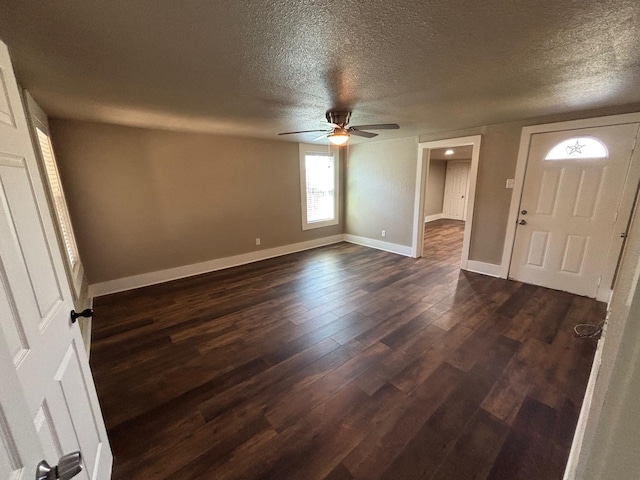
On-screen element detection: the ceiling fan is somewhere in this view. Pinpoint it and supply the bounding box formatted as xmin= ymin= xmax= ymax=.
xmin=278 ymin=111 xmax=399 ymax=145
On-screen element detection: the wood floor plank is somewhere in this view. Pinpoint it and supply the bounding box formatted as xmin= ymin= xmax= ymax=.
xmin=486 ymin=395 xmax=565 ymax=480
xmin=90 ymin=219 xmax=603 ymax=480
xmin=342 ymin=363 xmax=465 ymax=479
xmin=431 ymin=409 xmax=510 ymax=480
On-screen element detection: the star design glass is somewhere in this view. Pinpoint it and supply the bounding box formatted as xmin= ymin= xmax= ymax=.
xmin=566 ymin=140 xmax=586 ymax=156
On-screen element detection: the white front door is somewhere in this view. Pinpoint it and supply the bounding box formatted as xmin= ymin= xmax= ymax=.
xmin=0 ymin=40 xmax=112 ymax=480
xmin=510 ymin=123 xmax=639 ymax=299
xmin=442 ymin=161 xmax=470 ymax=220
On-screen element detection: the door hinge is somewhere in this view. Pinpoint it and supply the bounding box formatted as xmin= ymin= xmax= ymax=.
xmin=614 ymin=211 xmax=619 ymax=222
xmin=597 ymin=276 xmax=602 ymax=287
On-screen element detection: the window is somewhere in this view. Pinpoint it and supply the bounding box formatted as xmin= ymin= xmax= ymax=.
xmin=299 ymin=144 xmax=339 ymax=230
xmin=26 ymin=92 xmax=84 ymax=300
xmin=35 ymin=128 xmax=80 ymax=271
xmin=545 ymin=137 xmax=608 ymax=160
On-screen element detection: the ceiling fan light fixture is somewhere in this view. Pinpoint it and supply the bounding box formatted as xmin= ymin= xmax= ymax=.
xmin=328 ymin=133 xmax=349 ymax=145
xmin=278 ymin=110 xmax=398 ymax=143
xmin=327 ymin=128 xmax=350 ymax=145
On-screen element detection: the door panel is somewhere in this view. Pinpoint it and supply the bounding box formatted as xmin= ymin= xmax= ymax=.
xmin=572 ymin=169 xmax=603 ymax=217
xmin=535 ymin=169 xmax=561 ymax=215
xmin=561 ymin=235 xmax=588 ymax=273
xmin=0 ymin=155 xmax=64 ymax=326
xmin=0 ymin=39 xmax=112 ymax=479
xmin=510 ymin=123 xmax=639 ymax=298
xmin=0 ymin=402 xmax=25 ymax=479
xmin=0 ymin=323 xmax=43 ymax=480
xmin=34 ymin=401 xmax=64 ymax=466
xmin=53 ymin=343 xmax=102 ymax=480
xmin=527 ymin=231 xmax=549 ymax=267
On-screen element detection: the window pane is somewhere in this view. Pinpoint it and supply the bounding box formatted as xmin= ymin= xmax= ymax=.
xmin=305 ymin=153 xmax=335 ymax=223
xmin=545 ymin=137 xmax=608 ymax=160
xmin=36 ymin=128 xmax=80 ymax=270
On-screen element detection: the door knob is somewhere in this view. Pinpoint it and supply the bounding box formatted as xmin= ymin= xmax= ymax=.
xmin=36 ymin=451 xmax=82 ymax=480
xmin=518 ymin=219 xmax=527 ymax=225
xmin=521 ymin=209 xmax=527 ymax=215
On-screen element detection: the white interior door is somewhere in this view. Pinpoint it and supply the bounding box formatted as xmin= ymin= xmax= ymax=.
xmin=0 ymin=40 xmax=112 ymax=479
xmin=510 ymin=123 xmax=639 ymax=299
xmin=442 ymin=161 xmax=470 ymax=220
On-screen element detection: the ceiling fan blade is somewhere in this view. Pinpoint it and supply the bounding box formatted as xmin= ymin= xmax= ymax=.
xmin=349 ymin=129 xmax=378 ymax=138
xmin=278 ymin=129 xmax=331 ymax=135
xmin=313 ymin=133 xmax=330 ymax=141
xmin=349 ymin=123 xmax=400 ymax=130
xmin=321 ymin=122 xmax=341 ymax=128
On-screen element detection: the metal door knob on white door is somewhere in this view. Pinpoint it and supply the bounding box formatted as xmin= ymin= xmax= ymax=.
xmin=36 ymin=451 xmax=83 ymax=480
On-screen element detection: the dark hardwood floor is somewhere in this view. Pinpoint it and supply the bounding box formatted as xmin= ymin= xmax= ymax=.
xmin=91 ymin=219 xmax=603 ymax=479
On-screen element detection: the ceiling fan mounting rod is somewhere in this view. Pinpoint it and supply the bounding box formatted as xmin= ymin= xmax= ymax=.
xmin=326 ymin=111 xmax=351 ymax=127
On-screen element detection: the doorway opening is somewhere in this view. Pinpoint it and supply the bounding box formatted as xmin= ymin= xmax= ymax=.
xmin=424 ymin=147 xmax=473 ymax=223
xmin=412 ymin=135 xmax=481 ymax=271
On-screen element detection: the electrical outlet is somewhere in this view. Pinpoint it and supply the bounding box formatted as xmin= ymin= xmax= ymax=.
xmin=255 ymin=237 xmax=261 ymax=246
xmin=506 ymin=178 xmax=515 ymax=189
xmin=381 ymin=230 xmax=386 ymax=238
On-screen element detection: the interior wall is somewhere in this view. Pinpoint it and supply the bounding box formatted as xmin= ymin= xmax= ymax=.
xmin=345 ymin=137 xmax=418 ymax=245
xmin=49 ymin=119 xmax=344 ymax=284
xmin=579 ymin=180 xmax=640 ymax=479
xmin=424 ymin=159 xmax=446 ymax=217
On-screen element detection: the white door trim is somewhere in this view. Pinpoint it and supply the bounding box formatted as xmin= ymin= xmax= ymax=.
xmin=501 ymin=112 xmax=640 ymax=283
xmin=412 ymin=135 xmax=482 ymax=270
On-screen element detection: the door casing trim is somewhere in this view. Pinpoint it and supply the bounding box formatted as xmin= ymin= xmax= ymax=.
xmin=412 ymin=135 xmax=482 ymax=267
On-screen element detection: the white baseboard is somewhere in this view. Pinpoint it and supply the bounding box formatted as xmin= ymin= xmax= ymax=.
xmin=424 ymin=213 xmax=444 ymax=223
xmin=343 ymin=234 xmax=413 ymax=257
xmin=89 ymin=234 xmax=345 ymax=297
xmin=465 ymin=260 xmax=506 ymax=278
xmin=562 ymin=331 xmax=606 ymax=480
xmin=90 ymin=233 xmax=418 ymax=297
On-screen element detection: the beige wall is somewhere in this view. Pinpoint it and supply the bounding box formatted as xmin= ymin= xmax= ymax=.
xmin=424 ymin=159 xmax=446 ymax=217
xmin=345 ymin=137 xmax=418 ymax=245
xmin=49 ymin=120 xmax=344 ymax=284
xmin=50 ymin=103 xmax=640 ymax=285
xmin=344 ymin=124 xmax=524 ymax=259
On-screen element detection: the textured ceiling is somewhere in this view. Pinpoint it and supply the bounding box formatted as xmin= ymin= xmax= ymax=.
xmin=1 ymin=0 xmax=639 ymax=143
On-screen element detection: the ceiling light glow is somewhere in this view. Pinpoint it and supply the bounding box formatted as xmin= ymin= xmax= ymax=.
xmin=328 ymin=132 xmax=349 ymax=145
xmin=445 ymin=149 xmax=454 ymax=155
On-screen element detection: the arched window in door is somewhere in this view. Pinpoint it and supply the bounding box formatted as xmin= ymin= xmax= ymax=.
xmin=545 ymin=137 xmax=608 ymax=160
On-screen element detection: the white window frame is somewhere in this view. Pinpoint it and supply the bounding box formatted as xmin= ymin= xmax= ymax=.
xmin=299 ymin=143 xmax=340 ymax=230
xmin=24 ymin=92 xmax=85 ymax=301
